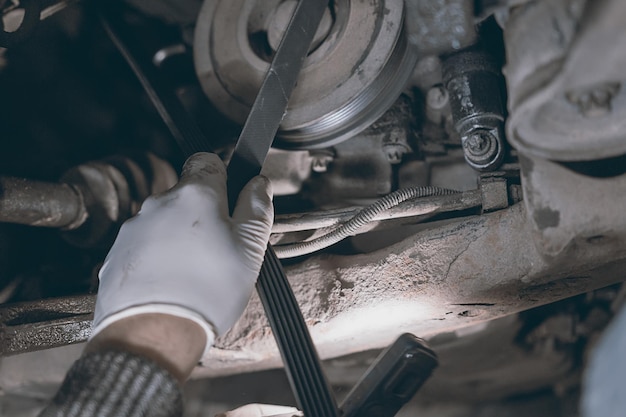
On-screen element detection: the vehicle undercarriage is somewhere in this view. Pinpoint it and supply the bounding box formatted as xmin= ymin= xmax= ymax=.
xmin=1 ymin=0 xmax=625 ymax=415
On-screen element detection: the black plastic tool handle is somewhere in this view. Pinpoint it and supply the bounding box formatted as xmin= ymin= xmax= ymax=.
xmin=340 ymin=334 xmax=438 ymax=417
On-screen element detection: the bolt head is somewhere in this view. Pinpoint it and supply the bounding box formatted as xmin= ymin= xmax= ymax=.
xmin=426 ymin=85 xmax=449 ymax=110
xmin=383 ymin=142 xmax=410 ymax=164
xmin=461 ymin=126 xmax=503 ymax=171
xmin=311 ymin=155 xmax=333 ymax=173
xmin=464 ymin=131 xmax=492 ymax=156
xmin=385 ymin=149 xmax=403 ymax=164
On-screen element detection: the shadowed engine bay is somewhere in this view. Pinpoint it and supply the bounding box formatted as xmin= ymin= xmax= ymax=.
xmin=1 ymin=0 xmax=626 ymax=415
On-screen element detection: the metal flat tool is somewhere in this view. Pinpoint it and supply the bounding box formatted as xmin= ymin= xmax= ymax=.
xmin=101 ymin=2 xmax=338 ymax=416
xmin=226 ymin=0 xmax=327 ymax=205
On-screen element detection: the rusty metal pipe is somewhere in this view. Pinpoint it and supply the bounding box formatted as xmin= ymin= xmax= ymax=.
xmin=0 ymin=177 xmax=87 ymax=229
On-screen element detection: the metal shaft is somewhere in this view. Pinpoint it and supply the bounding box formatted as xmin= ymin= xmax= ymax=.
xmin=0 ymin=176 xmax=86 ymax=229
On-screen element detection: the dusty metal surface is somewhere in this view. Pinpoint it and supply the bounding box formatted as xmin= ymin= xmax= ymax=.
xmin=301 ymin=95 xmax=418 ymax=205
xmin=202 ymin=203 xmax=626 ymax=376
xmin=304 ymin=134 xmax=394 ymax=204
xmin=519 ymin=155 xmax=626 ymax=259
xmin=325 ymin=283 xmax=619 ymax=404
xmin=404 ymin=0 xmax=476 ymax=54
xmin=2 ymin=285 xmax=617 ymax=416
xmin=1 ymin=203 xmax=625 ymax=374
xmin=260 ymin=149 xmax=312 ymax=196
xmin=504 ymin=0 xmax=626 ymax=161
xmin=0 ymin=296 xmax=94 ymax=356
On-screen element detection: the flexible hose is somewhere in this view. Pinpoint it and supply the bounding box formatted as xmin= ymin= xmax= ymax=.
xmin=275 ymin=186 xmax=458 ymax=259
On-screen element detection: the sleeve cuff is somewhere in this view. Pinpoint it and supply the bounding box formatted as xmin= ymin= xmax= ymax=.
xmin=40 ymin=350 xmax=183 ymax=417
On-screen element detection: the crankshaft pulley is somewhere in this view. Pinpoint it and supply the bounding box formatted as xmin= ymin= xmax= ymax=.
xmin=193 ymin=0 xmax=417 ymax=149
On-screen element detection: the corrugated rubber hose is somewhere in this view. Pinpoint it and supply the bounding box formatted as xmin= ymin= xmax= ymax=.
xmin=275 ymin=186 xmax=458 ymax=259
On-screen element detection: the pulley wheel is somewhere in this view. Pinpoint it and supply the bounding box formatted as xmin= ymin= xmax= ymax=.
xmin=193 ymin=0 xmax=416 ymax=149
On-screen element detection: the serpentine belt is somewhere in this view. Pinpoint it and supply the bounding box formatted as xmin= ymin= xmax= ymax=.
xmin=100 ymin=2 xmax=339 ymax=416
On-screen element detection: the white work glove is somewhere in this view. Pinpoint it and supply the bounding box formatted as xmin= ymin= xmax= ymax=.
xmin=91 ymin=152 xmax=274 ymax=359
xmin=216 ymin=404 xmax=302 ymax=417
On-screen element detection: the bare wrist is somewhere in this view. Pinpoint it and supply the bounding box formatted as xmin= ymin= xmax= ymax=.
xmin=86 ymin=313 xmax=206 ymax=383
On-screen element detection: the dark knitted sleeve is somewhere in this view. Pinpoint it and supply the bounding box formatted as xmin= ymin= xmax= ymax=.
xmin=38 ymin=350 xmax=184 ymax=417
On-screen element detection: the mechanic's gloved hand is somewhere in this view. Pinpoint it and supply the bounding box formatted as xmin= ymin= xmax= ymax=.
xmin=91 ymin=152 xmax=274 ymax=360
xmin=217 ymin=404 xmax=302 ymax=417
